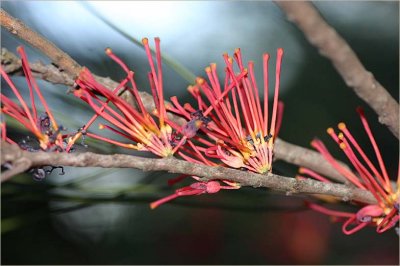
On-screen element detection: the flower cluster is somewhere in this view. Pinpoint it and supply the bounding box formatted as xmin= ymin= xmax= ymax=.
xmin=1 ymin=46 xmax=87 ymax=155
xmin=168 ymin=48 xmax=284 ymax=174
xmin=1 ymin=46 xmax=84 ymax=180
xmin=150 ymin=47 xmax=285 ymax=207
xmin=0 ymin=46 xmax=71 ymax=152
xmin=3 ymin=39 xmax=397 ymax=235
xmin=298 ymin=108 xmax=399 ymax=234
xmin=71 ymin=38 xmax=284 ymax=208
xmin=73 ymin=38 xmax=175 ymax=158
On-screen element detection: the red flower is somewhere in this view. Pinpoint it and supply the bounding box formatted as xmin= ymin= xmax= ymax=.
xmin=1 ymin=46 xmax=76 ymax=151
xmin=168 ymin=48 xmax=285 ymax=173
xmin=73 ymin=38 xmax=175 ymax=157
xmin=299 ymin=108 xmax=399 ymax=234
xmin=150 ymin=47 xmax=285 ymax=208
xmin=150 ymin=180 xmax=239 ymax=209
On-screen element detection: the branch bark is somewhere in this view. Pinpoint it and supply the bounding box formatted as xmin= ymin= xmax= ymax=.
xmin=275 ymin=1 xmax=399 ymax=139
xmin=1 ymin=47 xmax=75 ymax=86
xmin=1 ymin=142 xmax=376 ymax=205
xmin=274 ymin=138 xmax=348 ymax=183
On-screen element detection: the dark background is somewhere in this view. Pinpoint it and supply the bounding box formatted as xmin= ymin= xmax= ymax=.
xmin=1 ymin=1 xmax=399 ymax=264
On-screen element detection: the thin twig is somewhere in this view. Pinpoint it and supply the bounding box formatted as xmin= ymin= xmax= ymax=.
xmin=1 ymin=142 xmax=376 ymax=205
xmin=0 ymin=9 xmax=138 ymax=106
xmin=0 ymin=9 xmax=81 ymax=77
xmin=275 ymin=1 xmax=399 ymax=138
xmin=1 ymin=48 xmax=75 ymax=86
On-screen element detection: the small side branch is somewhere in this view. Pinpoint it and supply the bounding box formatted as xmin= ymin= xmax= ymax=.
xmin=276 ymin=1 xmax=399 ymax=138
xmin=1 ymin=47 xmax=75 ymax=86
xmin=1 ymin=142 xmax=376 ymax=205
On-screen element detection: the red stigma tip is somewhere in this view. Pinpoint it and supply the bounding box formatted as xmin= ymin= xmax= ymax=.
xmin=277 ymin=48 xmax=284 ymax=56
xmin=105 ymin=47 xmax=112 ymax=54
xmin=142 ymin=38 xmax=149 ymax=45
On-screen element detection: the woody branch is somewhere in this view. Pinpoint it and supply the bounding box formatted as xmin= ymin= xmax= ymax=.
xmin=1 ymin=142 xmax=376 ymax=205
xmin=276 ymin=1 xmax=399 ymax=139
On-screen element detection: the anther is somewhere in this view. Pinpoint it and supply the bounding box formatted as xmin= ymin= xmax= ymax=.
xmin=338 ymin=122 xmax=346 ymax=130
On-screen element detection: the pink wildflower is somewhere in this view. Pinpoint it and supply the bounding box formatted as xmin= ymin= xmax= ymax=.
xmin=168 ymin=48 xmax=285 ymax=173
xmin=150 ymin=180 xmax=239 ymax=209
xmin=151 ymin=47 xmax=284 ymax=208
xmin=299 ymin=108 xmax=399 ymax=234
xmin=1 ymin=46 xmax=75 ymax=151
xmin=73 ymin=38 xmax=175 ymax=157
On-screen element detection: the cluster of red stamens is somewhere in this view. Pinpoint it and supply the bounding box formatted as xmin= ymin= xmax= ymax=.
xmin=1 ymin=46 xmax=77 ymax=152
xmin=71 ymin=38 xmax=285 ymax=208
xmin=73 ymin=38 xmax=175 ymax=158
xmin=168 ymin=48 xmax=284 ymax=174
xmin=298 ymin=108 xmax=399 ymax=234
xmin=3 ymin=40 xmax=398 ymax=234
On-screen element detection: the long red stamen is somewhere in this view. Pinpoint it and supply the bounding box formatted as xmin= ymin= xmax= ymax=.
xmin=17 ymin=46 xmax=58 ymax=131
xmin=86 ymin=132 xmax=137 ymax=149
xmin=338 ymin=137 xmax=389 ymax=205
xmin=154 ymin=37 xmax=166 ymax=126
xmin=376 ymin=207 xmax=399 ymax=233
xmin=338 ymin=122 xmax=390 ymax=192
xmin=247 ymin=61 xmax=263 ymax=133
xmin=0 ymin=67 xmax=39 ymax=134
xmin=356 ymin=107 xmax=391 ymax=191
xmin=263 ymin=53 xmax=270 ymax=134
xmin=307 ymin=202 xmax=355 ymax=218
xmin=1 ymin=121 xmax=6 ymax=140
xmin=142 ymin=38 xmax=165 ymax=126
xmin=274 ymin=101 xmax=285 ymax=139
xmin=269 ymin=48 xmax=284 ymax=137
xmin=105 ymin=48 xmax=147 ymax=115
xmin=299 ymin=167 xmax=331 ymax=183
xmin=342 ymin=216 xmax=369 ymax=235
xmin=312 ymin=138 xmax=365 ymax=189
